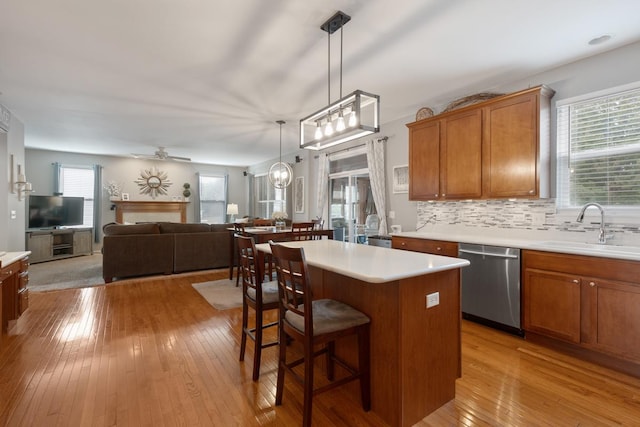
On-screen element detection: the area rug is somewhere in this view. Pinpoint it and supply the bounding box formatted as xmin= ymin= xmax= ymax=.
xmin=28 ymin=254 xmax=105 ymax=292
xmin=192 ymin=279 xmax=243 ymax=310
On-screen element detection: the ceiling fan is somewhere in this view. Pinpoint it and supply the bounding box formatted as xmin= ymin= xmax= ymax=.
xmin=132 ymin=146 xmax=191 ymax=162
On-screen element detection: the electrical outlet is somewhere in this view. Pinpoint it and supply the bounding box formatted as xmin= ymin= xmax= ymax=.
xmin=426 ymin=292 xmax=440 ymax=308
xmin=388 ymin=210 xmax=396 ymax=219
xmin=10 ymin=210 xmax=16 ymax=219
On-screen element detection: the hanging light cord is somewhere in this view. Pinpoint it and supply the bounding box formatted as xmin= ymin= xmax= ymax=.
xmin=339 ymin=20 xmax=343 ymax=99
xmin=327 ymin=29 xmax=331 ymax=106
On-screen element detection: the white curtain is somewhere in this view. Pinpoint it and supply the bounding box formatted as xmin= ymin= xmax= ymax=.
xmin=315 ymin=154 xmax=329 ymax=220
xmin=366 ymin=139 xmax=388 ymax=235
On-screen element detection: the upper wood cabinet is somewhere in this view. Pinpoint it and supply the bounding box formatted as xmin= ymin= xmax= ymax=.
xmin=407 ymin=85 xmax=554 ymax=201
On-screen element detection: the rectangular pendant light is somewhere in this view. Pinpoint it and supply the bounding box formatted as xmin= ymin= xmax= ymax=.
xmin=300 ymin=90 xmax=380 ymax=150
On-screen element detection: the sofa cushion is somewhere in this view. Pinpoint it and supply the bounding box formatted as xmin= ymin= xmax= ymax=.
xmin=210 ymin=223 xmax=233 ymax=232
xmin=158 ymin=222 xmax=211 ymax=233
xmin=103 ymin=223 xmax=160 ymax=235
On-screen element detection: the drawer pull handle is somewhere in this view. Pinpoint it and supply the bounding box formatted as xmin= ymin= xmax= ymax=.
xmin=589 ymin=281 xmax=596 ymax=287
xmin=572 ymin=279 xmax=579 ymax=284
xmin=436 ymin=247 xmax=442 ymax=251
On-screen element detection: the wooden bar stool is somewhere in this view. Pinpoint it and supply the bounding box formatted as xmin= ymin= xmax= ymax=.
xmin=237 ymin=235 xmax=279 ymax=381
xmin=233 ymin=223 xmax=247 ymax=286
xmin=269 ymin=242 xmax=371 ymax=427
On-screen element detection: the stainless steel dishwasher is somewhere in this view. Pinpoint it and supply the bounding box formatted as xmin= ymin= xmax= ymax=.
xmin=458 ymin=243 xmax=522 ymax=335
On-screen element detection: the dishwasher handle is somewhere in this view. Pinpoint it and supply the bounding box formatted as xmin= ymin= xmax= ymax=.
xmin=458 ymin=248 xmax=519 ymax=259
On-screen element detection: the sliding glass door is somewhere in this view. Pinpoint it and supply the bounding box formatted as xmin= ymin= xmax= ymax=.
xmin=329 ymin=171 xmax=374 ymax=243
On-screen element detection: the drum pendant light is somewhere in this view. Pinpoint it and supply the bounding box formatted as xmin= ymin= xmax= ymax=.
xmin=268 ymin=120 xmax=293 ymax=189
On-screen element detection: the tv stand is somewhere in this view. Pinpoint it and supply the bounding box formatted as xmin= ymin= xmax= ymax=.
xmin=26 ymin=228 xmax=93 ymax=263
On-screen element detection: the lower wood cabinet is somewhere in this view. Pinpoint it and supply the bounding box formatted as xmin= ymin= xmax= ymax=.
xmin=392 ymin=236 xmax=458 ymax=257
xmin=1 ymin=255 xmax=29 ymax=333
xmin=523 ymin=250 xmax=640 ymax=367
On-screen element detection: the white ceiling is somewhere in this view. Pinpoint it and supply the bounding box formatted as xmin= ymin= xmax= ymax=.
xmin=1 ymin=0 xmax=640 ymax=166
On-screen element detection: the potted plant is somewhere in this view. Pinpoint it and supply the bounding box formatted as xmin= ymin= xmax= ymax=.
xmin=182 ymin=183 xmax=191 ymax=201
xmin=104 ymin=180 xmax=123 ymax=201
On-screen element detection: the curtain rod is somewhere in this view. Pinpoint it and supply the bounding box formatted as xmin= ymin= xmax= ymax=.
xmin=314 ymin=136 xmax=388 ymax=158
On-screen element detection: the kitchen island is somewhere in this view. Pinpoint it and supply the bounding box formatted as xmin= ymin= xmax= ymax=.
xmin=256 ymin=240 xmax=469 ymax=427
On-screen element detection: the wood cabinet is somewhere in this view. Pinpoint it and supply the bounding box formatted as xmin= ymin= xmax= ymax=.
xmin=1 ymin=255 xmax=29 ymax=333
xmin=407 ymin=85 xmax=554 ymax=201
xmin=26 ymin=228 xmax=93 ymax=263
xmin=408 ymin=107 xmax=482 ymax=200
xmin=392 ymin=236 xmax=458 ymax=257
xmin=523 ymin=250 xmax=640 ymax=368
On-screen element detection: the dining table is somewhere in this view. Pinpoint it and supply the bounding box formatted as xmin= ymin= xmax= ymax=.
xmin=227 ymin=226 xmax=334 ymax=280
xmin=256 ymin=239 xmax=469 ymax=427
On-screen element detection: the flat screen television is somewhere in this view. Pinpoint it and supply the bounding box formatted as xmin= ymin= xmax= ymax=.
xmin=27 ymin=195 xmax=85 ymax=229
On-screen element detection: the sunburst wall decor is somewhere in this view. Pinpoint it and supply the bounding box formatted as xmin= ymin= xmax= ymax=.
xmin=135 ymin=167 xmax=172 ymax=199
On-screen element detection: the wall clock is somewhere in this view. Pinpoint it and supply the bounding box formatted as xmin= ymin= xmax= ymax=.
xmin=135 ymin=167 xmax=172 ymax=199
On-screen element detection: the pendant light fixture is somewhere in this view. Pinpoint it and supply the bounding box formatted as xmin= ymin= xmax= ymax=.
xmin=268 ymin=120 xmax=293 ymax=189
xmin=300 ymin=11 xmax=380 ymax=151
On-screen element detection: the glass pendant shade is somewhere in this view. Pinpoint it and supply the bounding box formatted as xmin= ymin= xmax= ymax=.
xmin=268 ymin=120 xmax=292 ymax=188
xmin=268 ymin=161 xmax=293 ymax=189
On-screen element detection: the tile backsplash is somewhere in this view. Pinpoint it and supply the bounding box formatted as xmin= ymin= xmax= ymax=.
xmin=416 ymin=199 xmax=640 ymax=244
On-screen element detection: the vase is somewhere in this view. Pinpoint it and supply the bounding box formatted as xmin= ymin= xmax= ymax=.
xmin=275 ymin=220 xmax=286 ymax=230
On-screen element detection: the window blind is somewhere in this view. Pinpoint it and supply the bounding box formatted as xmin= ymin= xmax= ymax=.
xmin=199 ymin=174 xmax=227 ymax=224
xmin=59 ymin=165 xmax=95 ymax=227
xmin=557 ymin=85 xmax=640 ymax=208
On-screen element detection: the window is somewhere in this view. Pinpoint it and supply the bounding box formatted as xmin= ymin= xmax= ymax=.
xmin=254 ymin=174 xmax=287 ymax=219
xmin=557 ymin=83 xmax=640 ymax=209
xmin=199 ymin=174 xmax=227 ymax=223
xmin=58 ymin=165 xmax=95 ymax=227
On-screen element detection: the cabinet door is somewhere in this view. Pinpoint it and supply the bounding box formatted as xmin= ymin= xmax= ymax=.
xmin=73 ymin=230 xmax=93 ymax=255
xmin=27 ymin=234 xmax=53 ymax=263
xmin=408 ymin=120 xmax=440 ymax=200
xmin=483 ymin=92 xmax=539 ymax=198
xmin=523 ymin=268 xmax=581 ymax=343
xmin=582 ymin=277 xmax=640 ymax=361
xmin=440 ymin=109 xmax=483 ymax=199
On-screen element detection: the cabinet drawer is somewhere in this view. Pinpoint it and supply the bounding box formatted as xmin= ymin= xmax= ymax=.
xmin=392 ymin=237 xmax=458 ymax=257
xmin=19 ymin=272 xmax=29 ymax=291
xmin=18 ymin=289 xmax=29 ymax=315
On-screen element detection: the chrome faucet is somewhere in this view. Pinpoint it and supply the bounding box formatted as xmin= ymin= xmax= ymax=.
xmin=576 ymin=202 xmax=612 ymax=244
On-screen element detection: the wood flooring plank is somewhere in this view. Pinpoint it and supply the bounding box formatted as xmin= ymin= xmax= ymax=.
xmin=2 ymin=268 xmax=640 ymax=426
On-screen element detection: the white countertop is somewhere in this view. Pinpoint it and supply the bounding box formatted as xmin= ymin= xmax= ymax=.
xmin=255 ymin=239 xmax=469 ymax=283
xmin=395 ymin=230 xmax=640 ymax=262
xmin=0 ymin=251 xmax=30 ymax=268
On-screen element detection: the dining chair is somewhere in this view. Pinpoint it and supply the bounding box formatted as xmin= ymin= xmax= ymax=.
xmin=290 ymin=222 xmax=315 ymax=241
xmin=233 ymin=222 xmax=247 ymax=286
xmin=254 ymin=218 xmax=275 ymax=226
xmin=269 ymin=242 xmax=371 ymax=427
xmin=237 ymin=235 xmax=279 ymax=381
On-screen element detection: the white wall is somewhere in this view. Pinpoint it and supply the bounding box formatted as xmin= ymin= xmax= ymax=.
xmin=25 ymin=149 xmax=247 ymax=238
xmin=0 ymin=113 xmax=26 ymax=250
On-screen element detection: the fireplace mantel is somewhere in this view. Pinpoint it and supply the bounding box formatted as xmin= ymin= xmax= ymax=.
xmin=112 ymin=201 xmax=188 ymax=224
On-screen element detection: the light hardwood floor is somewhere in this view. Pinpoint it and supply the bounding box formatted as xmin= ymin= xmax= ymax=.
xmin=2 ymin=270 xmax=640 ymax=426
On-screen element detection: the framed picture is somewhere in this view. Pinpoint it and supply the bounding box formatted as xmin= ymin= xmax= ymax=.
xmin=393 ymin=165 xmax=409 ymax=193
xmin=294 ymin=176 xmax=304 ymax=214
xmin=121 ymin=193 xmax=130 ymax=201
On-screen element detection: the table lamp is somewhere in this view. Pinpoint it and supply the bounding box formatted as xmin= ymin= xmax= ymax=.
xmin=227 ymin=203 xmax=239 ymax=222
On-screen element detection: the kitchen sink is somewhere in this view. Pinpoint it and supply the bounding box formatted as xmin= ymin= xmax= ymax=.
xmin=530 ymin=240 xmax=640 ymax=255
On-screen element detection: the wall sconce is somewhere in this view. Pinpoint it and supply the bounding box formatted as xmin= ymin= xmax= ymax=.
xmin=10 ymin=154 xmax=34 ymax=201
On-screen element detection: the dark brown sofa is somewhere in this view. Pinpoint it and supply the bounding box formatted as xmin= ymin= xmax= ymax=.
xmin=102 ymin=222 xmax=233 ymax=283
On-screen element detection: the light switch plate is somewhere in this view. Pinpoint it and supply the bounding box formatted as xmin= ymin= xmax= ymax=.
xmin=10 ymin=210 xmax=16 ymax=219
